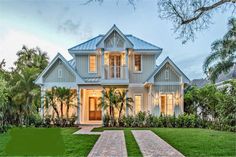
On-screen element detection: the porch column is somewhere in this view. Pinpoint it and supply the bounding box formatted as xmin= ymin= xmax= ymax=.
xmin=40 ymin=86 xmax=45 ymax=118
xmin=101 ymin=48 xmax=104 ymax=80
xmin=148 ymin=84 xmax=152 ymax=113
xmin=77 ymin=86 xmax=81 ymax=124
xmin=102 ymin=91 xmax=105 ymax=126
xmin=180 ymin=83 xmax=184 ymax=113
xmin=125 ymin=49 xmax=129 ymax=79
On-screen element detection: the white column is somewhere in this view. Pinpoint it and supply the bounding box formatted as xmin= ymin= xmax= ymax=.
xmin=180 ymin=83 xmax=184 ymax=113
xmin=148 ymin=84 xmax=152 ymax=113
xmin=125 ymin=49 xmax=129 ymax=79
xmin=77 ymin=86 xmax=81 ymax=124
xmin=102 ymin=91 xmax=105 ymax=126
xmin=40 ymin=87 xmax=45 ymax=118
xmin=101 ymin=49 xmax=104 ymax=80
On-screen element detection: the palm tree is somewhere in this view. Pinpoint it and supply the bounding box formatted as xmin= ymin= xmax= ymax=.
xmin=45 ymin=87 xmax=60 ymax=119
xmin=116 ymin=89 xmax=133 ymax=120
xmin=65 ymin=90 xmax=76 ymax=120
xmin=203 ymin=18 xmax=236 ymax=83
xmin=56 ymin=87 xmax=70 ymax=119
xmin=99 ymin=88 xmax=119 ymax=126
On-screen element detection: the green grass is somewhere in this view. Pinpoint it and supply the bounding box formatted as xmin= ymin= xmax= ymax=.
xmin=92 ymin=127 xmax=143 ymax=157
xmin=152 ymin=128 xmax=236 ymax=157
xmin=0 ymin=127 xmax=99 ymax=156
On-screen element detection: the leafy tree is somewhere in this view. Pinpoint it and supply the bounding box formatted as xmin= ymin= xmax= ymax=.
xmin=45 ymin=87 xmax=60 ymax=119
xmin=56 ymin=87 xmax=70 ymax=118
xmin=203 ymin=18 xmax=236 ymax=82
xmin=116 ymin=89 xmax=133 ymax=120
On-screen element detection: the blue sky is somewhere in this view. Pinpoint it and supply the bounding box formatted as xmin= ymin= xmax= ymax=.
xmin=0 ymin=0 xmax=232 ymax=79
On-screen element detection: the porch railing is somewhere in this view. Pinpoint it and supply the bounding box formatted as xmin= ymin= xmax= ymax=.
xmin=103 ymin=65 xmax=128 ymax=80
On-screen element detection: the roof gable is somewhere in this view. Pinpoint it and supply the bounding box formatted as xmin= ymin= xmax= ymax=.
xmin=96 ymin=25 xmax=133 ymax=49
xmin=35 ymin=53 xmax=84 ymax=85
xmin=145 ymin=57 xmax=190 ymax=84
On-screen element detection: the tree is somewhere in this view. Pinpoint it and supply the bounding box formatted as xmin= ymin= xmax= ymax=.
xmin=45 ymin=87 xmax=60 ymax=119
xmin=203 ymin=18 xmax=236 ymax=83
xmin=116 ymin=89 xmax=133 ymax=120
xmin=86 ymin=0 xmax=235 ymax=43
xmin=55 ymin=87 xmax=70 ymax=119
xmin=0 ymin=75 xmax=9 ymax=132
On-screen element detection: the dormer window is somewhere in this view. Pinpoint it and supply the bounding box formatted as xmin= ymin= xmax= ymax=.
xmin=134 ymin=54 xmax=142 ymax=72
xmin=89 ymin=55 xmax=97 ymax=73
xmin=165 ymin=69 xmax=169 ymax=80
xmin=58 ymin=68 xmax=62 ymax=78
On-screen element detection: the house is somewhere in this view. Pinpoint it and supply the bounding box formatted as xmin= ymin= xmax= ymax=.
xmin=35 ymin=25 xmax=190 ymax=125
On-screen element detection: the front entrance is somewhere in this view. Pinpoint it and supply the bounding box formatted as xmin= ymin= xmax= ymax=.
xmin=89 ymin=97 xmax=102 ymax=120
xmin=160 ymin=94 xmax=173 ymax=115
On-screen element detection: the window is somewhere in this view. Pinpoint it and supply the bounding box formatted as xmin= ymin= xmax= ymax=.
xmin=165 ymin=69 xmax=169 ymax=80
xmin=134 ymin=54 xmax=141 ymax=72
xmin=167 ymin=94 xmax=173 ymax=115
xmin=57 ymin=69 xmax=62 ymax=78
xmin=89 ymin=55 xmax=97 ymax=73
xmin=134 ymin=95 xmax=142 ymax=114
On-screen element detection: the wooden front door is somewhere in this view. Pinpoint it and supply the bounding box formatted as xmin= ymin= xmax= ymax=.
xmin=89 ymin=97 xmax=102 ymax=120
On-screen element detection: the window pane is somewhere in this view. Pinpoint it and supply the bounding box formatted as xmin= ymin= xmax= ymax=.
xmin=135 ymin=95 xmax=142 ymax=114
xmin=167 ymin=94 xmax=173 ymax=115
xmin=89 ymin=55 xmax=96 ymax=72
xmin=134 ymin=55 xmax=141 ymax=71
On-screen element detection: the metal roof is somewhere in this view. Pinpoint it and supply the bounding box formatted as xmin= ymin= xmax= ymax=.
xmin=68 ymin=34 xmax=162 ymax=52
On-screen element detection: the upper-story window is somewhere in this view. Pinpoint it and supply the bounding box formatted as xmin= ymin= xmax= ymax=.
xmin=58 ymin=68 xmax=62 ymax=78
xmin=165 ymin=69 xmax=169 ymax=80
xmin=134 ymin=54 xmax=142 ymax=72
xmin=89 ymin=55 xmax=97 ymax=73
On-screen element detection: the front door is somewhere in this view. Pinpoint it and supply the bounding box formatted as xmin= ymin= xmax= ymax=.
xmin=109 ymin=55 xmax=121 ymax=79
xmin=160 ymin=94 xmax=173 ymax=115
xmin=89 ymin=97 xmax=102 ymax=120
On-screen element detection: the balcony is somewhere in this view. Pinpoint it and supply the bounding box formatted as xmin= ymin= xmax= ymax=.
xmin=101 ymin=65 xmax=129 ymax=85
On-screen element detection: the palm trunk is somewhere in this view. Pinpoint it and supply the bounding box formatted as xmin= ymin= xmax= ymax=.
xmin=60 ymin=101 xmax=63 ymax=119
xmin=118 ymin=103 xmax=124 ymax=120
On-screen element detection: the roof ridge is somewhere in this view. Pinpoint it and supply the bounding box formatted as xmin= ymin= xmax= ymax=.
xmin=68 ymin=35 xmax=103 ymax=51
xmin=128 ymin=35 xmax=161 ymax=49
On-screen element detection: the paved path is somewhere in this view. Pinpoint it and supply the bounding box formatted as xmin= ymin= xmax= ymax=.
xmin=88 ymin=130 xmax=127 ymax=157
xmin=73 ymin=126 xmax=102 ymax=135
xmin=132 ymin=130 xmax=184 ymax=157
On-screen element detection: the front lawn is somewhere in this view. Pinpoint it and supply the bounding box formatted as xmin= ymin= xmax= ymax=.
xmin=152 ymin=128 xmax=236 ymax=157
xmin=0 ymin=127 xmax=99 ymax=156
xmin=93 ymin=127 xmax=236 ymax=157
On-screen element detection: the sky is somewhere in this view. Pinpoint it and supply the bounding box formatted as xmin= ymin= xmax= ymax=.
xmin=0 ymin=0 xmax=233 ymax=80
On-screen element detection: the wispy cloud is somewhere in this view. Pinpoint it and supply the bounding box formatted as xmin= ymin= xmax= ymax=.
xmin=58 ymin=19 xmax=81 ymax=35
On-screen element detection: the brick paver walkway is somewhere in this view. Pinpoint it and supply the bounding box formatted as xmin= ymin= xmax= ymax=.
xmin=88 ymin=130 xmax=127 ymax=157
xmin=132 ymin=130 xmax=184 ymax=157
xmin=73 ymin=126 xmax=102 ymax=135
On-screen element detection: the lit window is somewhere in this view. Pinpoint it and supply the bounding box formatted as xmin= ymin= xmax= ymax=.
xmin=165 ymin=69 xmax=169 ymax=80
xmin=89 ymin=55 xmax=97 ymax=73
xmin=167 ymin=94 xmax=173 ymax=115
xmin=58 ymin=69 xmax=62 ymax=78
xmin=134 ymin=54 xmax=141 ymax=72
xmin=134 ymin=95 xmax=142 ymax=114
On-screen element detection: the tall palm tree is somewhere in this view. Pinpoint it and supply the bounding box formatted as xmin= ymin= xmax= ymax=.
xmin=45 ymin=87 xmax=60 ymax=119
xmin=203 ymin=18 xmax=236 ymax=83
xmin=56 ymin=87 xmax=70 ymax=119
xmin=65 ymin=90 xmax=76 ymax=120
xmin=116 ymin=89 xmax=133 ymax=120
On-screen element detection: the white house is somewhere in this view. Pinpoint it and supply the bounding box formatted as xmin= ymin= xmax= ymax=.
xmin=35 ymin=25 xmax=190 ymax=125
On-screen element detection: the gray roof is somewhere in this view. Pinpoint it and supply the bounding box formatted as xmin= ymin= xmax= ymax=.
xmin=191 ymin=79 xmax=209 ymax=87
xmin=68 ymin=59 xmax=76 ymax=69
xmin=68 ymin=34 xmax=162 ymax=52
xmin=215 ymin=63 xmax=236 ymax=83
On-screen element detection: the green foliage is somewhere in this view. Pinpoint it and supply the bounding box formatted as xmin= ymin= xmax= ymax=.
xmin=203 ymin=18 xmax=236 ymax=83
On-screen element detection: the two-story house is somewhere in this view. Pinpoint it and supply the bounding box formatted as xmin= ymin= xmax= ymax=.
xmin=35 ymin=25 xmax=190 ymax=125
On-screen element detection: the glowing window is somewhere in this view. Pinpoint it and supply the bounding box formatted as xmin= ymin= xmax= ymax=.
xmin=89 ymin=55 xmax=97 ymax=73
xmin=134 ymin=54 xmax=141 ymax=72
xmin=134 ymin=95 xmax=142 ymax=114
xmin=167 ymin=94 xmax=173 ymax=115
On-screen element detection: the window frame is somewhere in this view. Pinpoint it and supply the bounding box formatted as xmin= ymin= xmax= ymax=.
xmin=133 ymin=93 xmax=143 ymax=114
xmin=165 ymin=69 xmax=169 ymax=80
xmin=133 ymin=54 xmax=142 ymax=73
xmin=88 ymin=55 xmax=97 ymax=73
xmin=57 ymin=68 xmax=63 ymax=78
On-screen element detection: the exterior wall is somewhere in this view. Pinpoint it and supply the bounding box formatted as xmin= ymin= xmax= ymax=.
xmin=44 ymin=60 xmax=76 ymax=82
xmin=154 ymin=63 xmax=180 ymax=82
xmin=128 ymin=86 xmax=149 ymax=113
xmin=75 ymin=54 xmax=101 ymax=78
xmin=129 ymin=54 xmax=156 ymax=83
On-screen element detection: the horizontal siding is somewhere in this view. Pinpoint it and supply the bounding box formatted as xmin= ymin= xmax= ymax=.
xmin=154 ymin=63 xmax=180 ymax=82
xmin=44 ymin=60 xmax=75 ymax=82
xmin=129 ymin=54 xmax=156 ymax=83
xmin=76 ymin=54 xmax=101 ymax=78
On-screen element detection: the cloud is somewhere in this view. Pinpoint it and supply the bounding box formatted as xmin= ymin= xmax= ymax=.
xmin=58 ymin=19 xmax=81 ymax=35
xmin=0 ymin=28 xmax=70 ymax=70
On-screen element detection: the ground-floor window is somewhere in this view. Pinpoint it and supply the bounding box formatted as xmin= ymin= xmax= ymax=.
xmin=160 ymin=94 xmax=173 ymax=115
xmin=134 ymin=94 xmax=142 ymax=114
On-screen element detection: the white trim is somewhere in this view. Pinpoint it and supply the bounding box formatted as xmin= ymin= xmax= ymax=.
xmin=57 ymin=68 xmax=63 ymax=78
xmin=133 ymin=54 xmax=142 ymax=73
xmin=42 ymin=82 xmax=77 ymax=88
xmin=154 ymin=82 xmax=181 ymax=85
xmin=165 ymin=69 xmax=169 ymax=80
xmin=88 ymin=55 xmax=97 ymax=73
xmin=129 ymin=84 xmax=144 ymax=87
xmin=133 ymin=93 xmax=143 ymax=114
